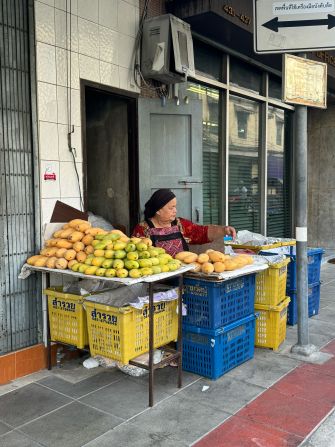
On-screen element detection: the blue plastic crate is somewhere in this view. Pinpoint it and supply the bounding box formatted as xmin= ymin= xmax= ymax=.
xmin=286 ymin=249 xmax=324 ymax=290
xmin=182 ymin=274 xmax=256 ymax=329
xmin=260 ymin=248 xmax=324 ymax=290
xmin=182 ymin=314 xmax=256 ymax=379
xmin=287 ymin=282 xmax=320 ymax=326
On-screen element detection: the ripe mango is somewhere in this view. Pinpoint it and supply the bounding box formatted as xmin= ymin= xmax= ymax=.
xmin=27 ymin=255 xmax=42 ymax=265
xmin=64 ymin=249 xmax=77 ymax=261
xmin=55 ymin=258 xmax=68 ymax=270
xmin=71 ymin=263 xmax=81 ymax=272
xmin=73 ymin=241 xmax=85 ymax=253
xmin=76 ymin=251 xmax=87 ymax=263
xmin=197 ymin=253 xmax=210 ymax=264
xmin=140 ymin=267 xmax=153 ymax=276
xmin=113 ymin=241 xmax=127 ymax=251
xmin=91 ymin=256 xmax=105 ymax=267
xmin=213 ymin=262 xmax=226 ymax=273
xmin=129 ymin=268 xmax=142 ymax=278
xmin=94 ymin=249 xmax=105 ymax=257
xmin=102 ymin=259 xmax=113 ymax=269
xmin=82 ymin=234 xmax=94 ymax=246
xmin=126 ymin=251 xmax=138 ymax=261
xmin=116 ymin=268 xmax=128 ymax=278
xmin=95 ymin=268 xmax=106 ymax=277
xmin=84 ymin=266 xmax=98 ymax=276
xmin=46 ymin=257 xmax=57 ymax=269
xmin=114 ymin=250 xmax=126 ymax=259
xmin=201 ymin=262 xmax=214 ymax=274
xmin=113 ymin=259 xmax=124 ymax=269
xmin=124 ymin=260 xmax=140 ymax=270
xmin=104 ymin=249 xmax=115 ymax=259
xmin=85 ymin=245 xmax=94 ymax=255
xmin=105 ymin=268 xmax=116 ymax=277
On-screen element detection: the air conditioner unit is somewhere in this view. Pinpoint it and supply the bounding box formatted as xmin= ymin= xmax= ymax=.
xmin=141 ymin=14 xmax=195 ymax=84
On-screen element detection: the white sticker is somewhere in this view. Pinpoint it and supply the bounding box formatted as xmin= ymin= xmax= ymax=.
xmin=296 ymin=227 xmax=308 ymax=242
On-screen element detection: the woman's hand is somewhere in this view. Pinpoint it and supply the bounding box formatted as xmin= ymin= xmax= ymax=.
xmin=224 ymin=225 xmax=237 ymax=239
xmin=207 ymin=224 xmax=237 ymax=241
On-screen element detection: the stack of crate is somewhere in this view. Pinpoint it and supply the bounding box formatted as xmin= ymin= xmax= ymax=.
xmin=181 ymin=274 xmax=257 ymax=379
xmin=286 ymin=248 xmax=324 ymax=325
xmin=254 ymin=258 xmax=291 ymax=350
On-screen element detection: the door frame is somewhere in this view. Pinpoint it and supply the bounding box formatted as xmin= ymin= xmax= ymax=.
xmin=80 ymin=80 xmax=139 ymax=231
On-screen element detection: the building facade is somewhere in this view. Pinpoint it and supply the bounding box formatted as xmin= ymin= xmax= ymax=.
xmin=1 ymin=0 xmax=335 ymax=378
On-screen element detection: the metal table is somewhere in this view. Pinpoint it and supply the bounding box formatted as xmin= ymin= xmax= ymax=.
xmin=22 ymin=265 xmax=192 ymax=407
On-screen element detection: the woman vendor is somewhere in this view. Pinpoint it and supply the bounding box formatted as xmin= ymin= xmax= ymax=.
xmin=132 ymin=189 xmax=236 ymax=257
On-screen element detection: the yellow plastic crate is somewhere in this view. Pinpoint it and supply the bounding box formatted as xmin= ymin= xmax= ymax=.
xmin=44 ymin=288 xmax=89 ymax=349
xmin=84 ymin=299 xmax=178 ymax=364
xmin=254 ymin=297 xmax=290 ymax=350
xmin=255 ymin=258 xmax=290 ymax=306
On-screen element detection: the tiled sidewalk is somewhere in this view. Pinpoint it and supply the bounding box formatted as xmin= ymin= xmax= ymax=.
xmin=0 ymin=262 xmax=334 ymax=447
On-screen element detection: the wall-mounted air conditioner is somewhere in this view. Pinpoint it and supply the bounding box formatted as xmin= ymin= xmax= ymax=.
xmin=141 ymin=14 xmax=195 ymax=84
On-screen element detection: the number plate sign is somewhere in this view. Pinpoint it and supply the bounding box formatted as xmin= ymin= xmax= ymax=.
xmin=254 ymin=0 xmax=335 ymax=53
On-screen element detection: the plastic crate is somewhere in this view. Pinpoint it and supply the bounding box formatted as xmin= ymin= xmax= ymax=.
xmin=182 ymin=274 xmax=256 ymax=329
xmin=286 ymin=248 xmax=324 ymax=290
xmin=255 ymin=258 xmax=290 ymax=306
xmin=44 ymin=287 xmax=89 ymax=349
xmin=287 ymin=282 xmax=321 ymax=326
xmin=182 ymin=314 xmax=256 ymax=379
xmin=84 ymin=299 xmax=178 ymax=364
xmin=254 ymin=297 xmax=290 ymax=350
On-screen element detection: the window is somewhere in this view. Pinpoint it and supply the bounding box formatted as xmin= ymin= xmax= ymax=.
xmin=187 ymin=83 xmax=220 ymax=224
xmin=267 ymin=107 xmax=292 ymax=237
xmin=230 ymin=57 xmax=263 ymax=94
xmin=236 ymin=110 xmax=249 ymax=139
xmin=229 ymin=96 xmax=261 ymax=233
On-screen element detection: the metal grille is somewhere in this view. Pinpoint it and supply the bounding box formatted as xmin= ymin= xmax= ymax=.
xmin=0 ymin=0 xmax=42 ymax=354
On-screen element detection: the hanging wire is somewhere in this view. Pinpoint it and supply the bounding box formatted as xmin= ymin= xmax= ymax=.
xmin=65 ymin=0 xmax=83 ymax=210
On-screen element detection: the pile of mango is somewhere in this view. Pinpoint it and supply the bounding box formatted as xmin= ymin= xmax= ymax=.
xmin=174 ymin=250 xmax=253 ymax=274
xmin=26 ymin=219 xmax=182 ymax=278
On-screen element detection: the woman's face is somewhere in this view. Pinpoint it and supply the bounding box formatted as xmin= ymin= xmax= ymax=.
xmin=156 ymin=198 xmax=177 ymax=222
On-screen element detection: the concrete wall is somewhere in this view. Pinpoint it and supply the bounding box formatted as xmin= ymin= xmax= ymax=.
xmin=34 ymin=0 xmax=140 ymax=224
xmin=308 ymin=106 xmax=335 ymax=248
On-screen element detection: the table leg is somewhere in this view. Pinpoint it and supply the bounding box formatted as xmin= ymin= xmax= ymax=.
xmin=148 ymin=282 xmax=154 ymax=407
xmin=177 ymin=274 xmax=183 ymax=388
xmin=46 ymin=273 xmax=52 ymax=370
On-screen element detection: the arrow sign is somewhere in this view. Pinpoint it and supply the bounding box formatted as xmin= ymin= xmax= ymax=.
xmin=263 ymin=14 xmax=335 ymax=32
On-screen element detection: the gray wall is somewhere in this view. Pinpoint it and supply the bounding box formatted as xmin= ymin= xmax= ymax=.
xmin=308 ymin=106 xmax=335 ymax=248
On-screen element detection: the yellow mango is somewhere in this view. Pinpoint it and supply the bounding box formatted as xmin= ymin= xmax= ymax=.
xmin=46 ymin=257 xmax=57 ymax=269
xmin=197 ymin=253 xmax=210 ymax=264
xmin=208 ymin=251 xmax=226 ymax=263
xmin=82 ymin=234 xmax=94 ymax=246
xmin=64 ymin=249 xmax=77 ymax=261
xmin=73 ymin=241 xmax=85 ymax=253
xmin=55 ymin=258 xmax=68 ymax=269
xmin=76 ymin=222 xmax=91 ymax=232
xmin=76 ymin=251 xmax=87 ymax=263
xmin=68 ymin=259 xmax=78 ymax=269
xmin=201 ymin=262 xmax=214 ymax=274
xmin=34 ymin=256 xmax=48 ymax=267
xmin=68 ymin=231 xmax=84 ymax=242
xmin=60 ymin=228 xmax=75 ymax=238
xmin=84 ymin=245 xmax=94 ymax=255
xmin=183 ymin=253 xmax=198 ymax=264
xmin=56 ymin=248 xmax=67 ymax=258
xmin=56 ymin=239 xmax=73 ymax=249
xmin=27 ymin=255 xmax=42 ymax=265
xmin=213 ymin=262 xmax=226 ymax=273
xmin=68 ymin=219 xmax=88 ymax=228
xmin=175 ymin=251 xmax=193 ymax=261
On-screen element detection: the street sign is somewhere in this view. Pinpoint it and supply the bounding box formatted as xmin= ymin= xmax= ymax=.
xmin=254 ymin=0 xmax=335 ymax=54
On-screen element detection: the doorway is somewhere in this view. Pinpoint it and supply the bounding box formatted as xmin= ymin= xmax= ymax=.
xmin=82 ymin=84 xmax=138 ymax=234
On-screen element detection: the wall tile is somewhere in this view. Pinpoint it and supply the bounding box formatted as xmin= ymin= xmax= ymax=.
xmin=59 ymin=161 xmax=83 ymax=198
xmin=99 ymin=26 xmax=118 ymax=64
xmin=118 ymin=0 xmax=136 ymax=37
xmin=78 ymin=0 xmax=99 ymax=22
xmin=35 ymin=2 xmax=55 ymax=45
xmin=56 ymin=49 xmax=79 ymax=88
xmin=38 ymin=82 xmax=57 ymax=122
xmin=55 ymin=10 xmax=78 ymax=52
xmin=41 ymin=198 xmax=59 ymax=224
xmin=99 ymin=0 xmax=117 ymax=30
xmin=100 ymin=61 xmax=119 ymax=88
xmin=40 ymin=160 xmax=60 ymax=199
xmin=79 ymin=54 xmax=100 ymax=83
xmin=56 ymin=85 xmax=68 ymax=125
xmin=118 ymin=33 xmax=135 ymax=69
xmin=38 ymin=0 xmax=54 ymax=6
xmin=119 ymin=66 xmax=139 ymax=93
xmin=58 ymin=124 xmax=83 ymax=162
xmin=39 ymin=121 xmax=59 ymax=160
xmin=78 ymin=18 xmax=99 ymax=58
xmin=36 ymin=42 xmax=56 ymax=84
xmin=57 ymin=87 xmax=81 ymax=126
xmin=54 ymin=0 xmax=77 ymax=13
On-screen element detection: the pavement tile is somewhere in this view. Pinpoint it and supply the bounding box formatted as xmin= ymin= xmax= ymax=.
xmin=300 ymin=409 xmax=335 ymax=447
xmin=223 ymin=353 xmax=300 ymax=388
xmin=194 ymin=415 xmax=304 ymax=447
xmin=79 ymin=377 xmax=171 ymax=419
xmin=237 ymin=388 xmax=333 ymax=438
xmin=130 ymin=392 xmax=231 ymax=445
xmin=20 ymin=401 xmax=123 ymax=447
xmin=272 ymin=365 xmax=335 ymax=405
xmin=37 ymin=369 xmax=124 ymax=398
xmin=84 ymin=421 xmax=189 ymax=447
xmin=321 ymin=339 xmax=335 ymax=354
xmin=0 ymin=420 xmax=12 ymax=436
xmin=0 ymin=429 xmax=45 ymax=446
xmin=303 ymin=357 xmax=335 ymax=377
xmin=0 ymin=383 xmax=71 ymax=427
xmin=177 ymin=376 xmax=265 ymax=414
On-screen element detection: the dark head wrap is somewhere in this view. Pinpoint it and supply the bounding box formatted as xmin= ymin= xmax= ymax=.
xmin=144 ymin=189 xmax=176 ymax=220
